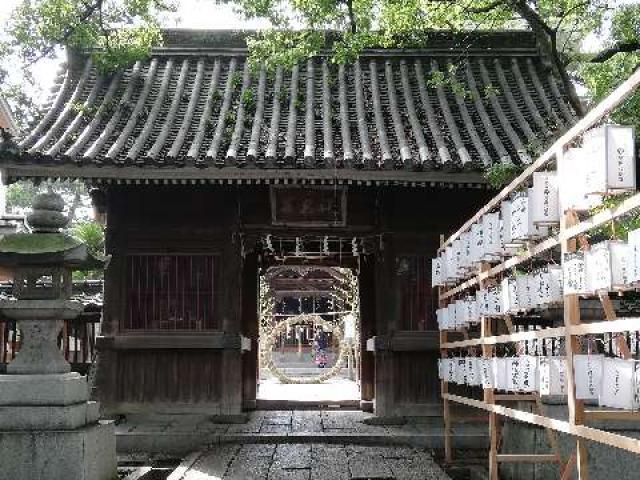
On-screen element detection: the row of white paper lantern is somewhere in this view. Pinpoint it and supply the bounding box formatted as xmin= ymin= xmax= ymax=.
xmin=433 ymin=124 xmax=635 ymax=287
xmin=563 ymin=233 xmax=640 ymax=295
xmin=439 ymin=354 xmax=640 ymax=410
xmin=436 ymin=266 xmax=563 ymax=330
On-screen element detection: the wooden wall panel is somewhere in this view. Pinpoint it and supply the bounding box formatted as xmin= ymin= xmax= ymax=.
xmin=114 ymin=350 xmax=223 ymax=404
xmin=393 ymin=351 xmax=441 ymax=405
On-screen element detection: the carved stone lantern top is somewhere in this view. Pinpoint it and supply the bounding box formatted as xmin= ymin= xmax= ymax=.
xmin=0 ymin=192 xmax=103 ymax=374
xmin=0 ymin=192 xmax=102 ymax=300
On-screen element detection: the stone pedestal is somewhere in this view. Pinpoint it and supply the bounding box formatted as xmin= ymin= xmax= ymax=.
xmin=0 ymin=373 xmax=117 ymax=480
xmin=0 ymin=192 xmax=115 ymax=480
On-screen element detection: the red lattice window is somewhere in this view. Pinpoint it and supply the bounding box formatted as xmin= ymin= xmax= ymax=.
xmin=123 ymin=255 xmax=219 ymax=331
xmin=397 ymin=256 xmax=435 ymax=331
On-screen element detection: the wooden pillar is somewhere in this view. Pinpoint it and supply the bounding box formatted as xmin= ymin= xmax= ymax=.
xmin=241 ymin=251 xmax=259 ymax=410
xmin=359 ymin=254 xmax=376 ymax=403
xmin=373 ymin=234 xmax=397 ymax=416
xmin=561 ymin=206 xmax=589 ymax=480
xmin=220 ymin=231 xmax=244 ymax=415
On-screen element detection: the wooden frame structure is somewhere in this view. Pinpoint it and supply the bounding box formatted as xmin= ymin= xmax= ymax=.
xmin=438 ymin=68 xmax=640 ymax=480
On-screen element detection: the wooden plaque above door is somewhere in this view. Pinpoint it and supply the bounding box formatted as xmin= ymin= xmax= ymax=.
xmin=270 ymin=186 xmax=347 ymax=227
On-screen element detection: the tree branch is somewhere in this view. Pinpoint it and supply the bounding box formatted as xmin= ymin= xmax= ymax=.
xmin=509 ymin=0 xmax=585 ymax=116
xmin=344 ymin=0 xmax=357 ymax=34
xmin=591 ymin=41 xmax=640 ymax=63
xmin=27 ymin=0 xmax=103 ymax=66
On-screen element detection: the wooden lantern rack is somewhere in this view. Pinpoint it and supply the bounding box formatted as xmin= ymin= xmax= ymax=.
xmin=437 ymin=68 xmax=640 ymax=480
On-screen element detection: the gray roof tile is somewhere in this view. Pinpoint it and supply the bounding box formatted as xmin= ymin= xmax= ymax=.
xmin=3 ymin=30 xmax=577 ymax=185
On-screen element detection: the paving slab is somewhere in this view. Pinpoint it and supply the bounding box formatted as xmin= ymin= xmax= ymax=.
xmin=348 ymin=452 xmax=394 ymax=479
xmin=181 ymin=445 xmax=240 ymax=480
xmin=176 ymin=442 xmax=452 ymax=480
xmin=274 ymin=444 xmax=312 ymax=469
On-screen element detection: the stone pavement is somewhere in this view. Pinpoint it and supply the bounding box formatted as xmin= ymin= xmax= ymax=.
xmin=170 ymin=444 xmax=452 ymax=479
xmin=116 ymin=410 xmax=487 ymax=456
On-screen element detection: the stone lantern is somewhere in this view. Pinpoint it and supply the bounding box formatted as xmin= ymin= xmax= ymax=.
xmin=0 ymin=192 xmax=116 ymax=480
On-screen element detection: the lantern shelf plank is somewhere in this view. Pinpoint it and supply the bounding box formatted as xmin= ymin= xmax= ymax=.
xmin=437 ymin=66 xmax=640 ymax=480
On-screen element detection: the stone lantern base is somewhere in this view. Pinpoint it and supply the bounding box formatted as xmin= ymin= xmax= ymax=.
xmin=0 ymin=372 xmax=116 ymax=480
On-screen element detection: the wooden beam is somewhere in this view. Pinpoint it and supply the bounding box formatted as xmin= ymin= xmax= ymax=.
xmin=440 ymin=317 xmax=640 ymax=349
xmin=584 ymin=410 xmax=640 ymax=421
xmin=443 ymin=393 xmax=640 ymax=455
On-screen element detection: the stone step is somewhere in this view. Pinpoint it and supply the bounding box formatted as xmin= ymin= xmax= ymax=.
xmin=117 ymin=429 xmax=489 ymax=456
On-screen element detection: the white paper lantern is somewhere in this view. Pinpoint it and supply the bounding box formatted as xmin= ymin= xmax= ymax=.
xmin=500 ymin=200 xmax=521 ymax=254
xmin=510 ymin=192 xmax=530 ymax=241
xmin=586 ymin=241 xmax=630 ymax=292
xmin=476 ymin=289 xmax=490 ymax=317
xmin=559 ymin=147 xmax=601 ymax=212
xmin=586 ymin=241 xmax=612 ymax=293
xmin=493 ymin=357 xmax=509 ymax=391
xmin=480 ymin=358 xmax=495 ymax=388
xmin=483 ymin=212 xmax=502 ymax=260
xmin=455 ymin=300 xmax=469 ymax=327
xmin=574 ymin=354 xmax=604 ymax=400
xmin=436 ymin=308 xmax=447 ymax=331
xmin=471 ymin=222 xmax=484 ymax=264
xmin=438 ymin=358 xmax=448 ymax=380
xmin=466 ymin=297 xmax=480 ymax=325
xmin=515 ymin=274 xmax=535 ymax=311
xmin=447 ymin=303 xmax=457 ymax=330
xmin=519 ymin=355 xmax=539 ymax=392
xmin=528 ymin=188 xmax=550 ymax=239
xmin=455 ymin=358 xmax=467 ymax=385
xmin=488 ymin=285 xmax=502 ymax=316
xmin=599 ymin=357 xmax=639 ymax=410
xmin=506 ymin=357 xmax=522 ymax=391
xmin=628 ymin=228 xmax=640 ymax=284
xmin=431 ymin=257 xmax=444 ymax=287
xmin=452 ymin=239 xmax=463 ymax=280
xmin=563 ymin=252 xmax=588 ymax=295
xmin=534 ymin=266 xmax=563 ymax=306
xmin=531 ymin=172 xmax=560 ymax=225
xmin=460 ymin=232 xmax=473 ymax=273
xmin=539 ymin=356 xmax=567 ymax=396
xmin=501 ymin=277 xmax=515 ymax=314
xmin=584 ymin=124 xmax=636 ymax=194
xmin=446 ymin=358 xmax=456 ymax=383
xmin=466 ymin=357 xmax=481 ymax=386
xmin=610 ymin=241 xmax=630 ymax=289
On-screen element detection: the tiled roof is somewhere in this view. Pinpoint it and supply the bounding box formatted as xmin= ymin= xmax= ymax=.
xmin=1 ymin=30 xmax=577 ymax=186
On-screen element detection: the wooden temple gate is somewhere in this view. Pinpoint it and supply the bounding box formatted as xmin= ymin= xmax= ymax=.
xmin=0 ymin=29 xmax=577 ymax=417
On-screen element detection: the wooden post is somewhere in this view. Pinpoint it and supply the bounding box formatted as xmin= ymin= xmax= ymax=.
xmin=561 ymin=200 xmax=589 ymax=479
xmin=441 ymin=328 xmax=453 ymax=463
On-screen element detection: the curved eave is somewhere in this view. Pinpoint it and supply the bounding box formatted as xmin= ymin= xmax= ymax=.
xmin=0 ymin=160 xmax=489 ymax=188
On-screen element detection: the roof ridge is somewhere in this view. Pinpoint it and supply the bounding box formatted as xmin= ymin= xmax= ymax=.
xmin=159 ymin=28 xmax=540 ymax=53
